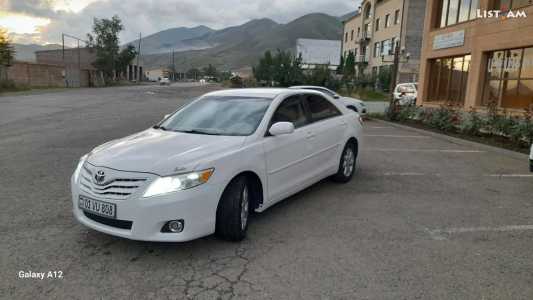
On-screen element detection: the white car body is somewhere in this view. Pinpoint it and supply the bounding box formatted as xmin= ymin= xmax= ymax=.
xmin=530 ymin=144 xmax=533 ymax=172
xmin=160 ymin=77 xmax=170 ymax=85
xmin=393 ymin=83 xmax=418 ymax=106
xmin=290 ymin=86 xmax=367 ymax=117
xmin=71 ymin=88 xmax=363 ymax=242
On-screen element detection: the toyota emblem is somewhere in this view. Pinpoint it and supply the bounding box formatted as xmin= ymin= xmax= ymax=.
xmin=94 ymin=170 xmax=105 ymax=184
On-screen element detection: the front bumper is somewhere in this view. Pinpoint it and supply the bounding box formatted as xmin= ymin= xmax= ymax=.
xmin=71 ymin=177 xmax=224 ymax=242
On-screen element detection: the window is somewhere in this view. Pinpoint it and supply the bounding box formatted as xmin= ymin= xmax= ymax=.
xmin=357 ymin=27 xmax=360 ymax=37
xmin=438 ymin=0 xmax=478 ymax=28
xmin=364 ymin=23 xmax=371 ymax=37
xmin=271 ymin=96 xmax=308 ymax=128
xmin=345 ymin=32 xmax=348 ymax=42
xmin=374 ymin=42 xmax=380 ymax=57
xmin=394 ymin=9 xmax=400 ymax=24
xmin=382 ymin=39 xmax=392 ymax=56
xmin=351 ymin=30 xmax=354 ymax=41
xmin=483 ymin=47 xmax=533 ymax=109
xmin=305 ymin=95 xmax=341 ymax=122
xmin=493 ymin=0 xmax=533 ymax=10
xmin=375 ymin=18 xmax=380 ymax=31
xmin=385 ymin=14 xmax=390 ymax=28
xmin=427 ymin=54 xmax=471 ymax=104
xmin=391 ymin=37 xmax=396 ymax=54
xmin=380 ymin=40 xmax=385 ymax=55
xmin=364 ymin=4 xmax=372 ymax=19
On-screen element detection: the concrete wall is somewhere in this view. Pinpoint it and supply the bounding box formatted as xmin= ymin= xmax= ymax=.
xmin=7 ymin=61 xmax=66 ymax=88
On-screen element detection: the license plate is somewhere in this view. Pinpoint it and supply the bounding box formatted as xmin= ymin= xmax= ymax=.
xmin=78 ymin=196 xmax=116 ymax=219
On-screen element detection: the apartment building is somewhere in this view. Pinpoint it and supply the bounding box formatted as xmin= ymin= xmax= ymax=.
xmin=418 ymin=0 xmax=533 ymax=112
xmin=342 ymin=0 xmax=427 ymax=84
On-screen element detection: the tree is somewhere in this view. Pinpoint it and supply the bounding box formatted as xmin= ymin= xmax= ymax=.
xmin=87 ymin=15 xmax=124 ymax=84
xmin=0 ymin=28 xmax=14 ymax=67
xmin=306 ymin=64 xmax=339 ymax=91
xmin=253 ymin=50 xmax=304 ymax=87
xmin=202 ymin=64 xmax=218 ymax=80
xmin=343 ymin=52 xmax=356 ymax=79
xmin=116 ymin=45 xmax=137 ymax=78
xmin=336 ymin=55 xmax=344 ymax=75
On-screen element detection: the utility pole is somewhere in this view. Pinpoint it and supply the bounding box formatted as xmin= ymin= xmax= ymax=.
xmin=381 ymin=43 xmax=409 ymax=120
xmin=137 ymin=32 xmax=141 ymax=81
xmin=61 ymin=33 xmax=88 ymax=88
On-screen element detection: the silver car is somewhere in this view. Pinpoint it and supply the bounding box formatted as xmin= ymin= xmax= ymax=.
xmin=289 ymin=86 xmax=367 ymax=117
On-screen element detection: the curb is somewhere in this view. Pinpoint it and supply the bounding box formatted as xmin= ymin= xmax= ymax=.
xmin=370 ymin=118 xmax=528 ymax=161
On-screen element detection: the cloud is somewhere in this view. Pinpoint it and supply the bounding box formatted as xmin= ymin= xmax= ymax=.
xmin=4 ymin=0 xmax=359 ymax=45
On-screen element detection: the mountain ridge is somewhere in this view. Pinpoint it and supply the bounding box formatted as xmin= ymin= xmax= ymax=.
xmin=141 ymin=13 xmax=342 ymax=72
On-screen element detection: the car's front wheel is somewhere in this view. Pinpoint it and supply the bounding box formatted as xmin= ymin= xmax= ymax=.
xmin=215 ymin=176 xmax=249 ymax=241
xmin=332 ymin=141 xmax=357 ymax=183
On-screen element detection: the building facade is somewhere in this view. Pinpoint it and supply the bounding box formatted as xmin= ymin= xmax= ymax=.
xmin=296 ymin=38 xmax=342 ymax=70
xmin=418 ymin=0 xmax=533 ymax=112
xmin=35 ymin=48 xmax=143 ymax=87
xmin=342 ymin=0 xmax=427 ymax=84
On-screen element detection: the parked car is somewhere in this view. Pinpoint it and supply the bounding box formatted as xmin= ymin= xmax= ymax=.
xmin=289 ymin=86 xmax=367 ymax=117
xmin=530 ymin=144 xmax=533 ymax=172
xmin=393 ymin=83 xmax=418 ymax=106
xmin=160 ymin=77 xmax=170 ymax=85
xmin=71 ymin=88 xmax=363 ymax=242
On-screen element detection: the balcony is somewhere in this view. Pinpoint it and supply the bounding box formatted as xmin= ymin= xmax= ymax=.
xmin=356 ymin=55 xmax=369 ymax=63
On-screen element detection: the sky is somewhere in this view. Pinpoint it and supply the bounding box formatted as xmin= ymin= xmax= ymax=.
xmin=0 ymin=0 xmax=359 ymax=46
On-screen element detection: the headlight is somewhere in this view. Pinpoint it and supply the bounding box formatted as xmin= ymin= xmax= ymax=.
xmin=73 ymin=154 xmax=88 ymax=183
xmin=143 ymin=168 xmax=214 ymax=198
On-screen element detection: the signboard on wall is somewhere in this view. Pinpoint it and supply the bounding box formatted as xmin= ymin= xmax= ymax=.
xmin=433 ymin=30 xmax=465 ymax=50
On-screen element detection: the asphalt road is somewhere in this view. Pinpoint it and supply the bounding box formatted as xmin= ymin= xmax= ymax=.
xmin=1 ymin=83 xmax=532 ymax=299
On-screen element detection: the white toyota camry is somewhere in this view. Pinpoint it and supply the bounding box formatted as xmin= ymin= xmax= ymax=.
xmin=71 ymin=88 xmax=363 ymax=242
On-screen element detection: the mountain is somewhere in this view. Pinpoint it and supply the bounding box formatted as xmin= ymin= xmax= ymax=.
xmin=13 ymin=43 xmax=65 ymax=62
xmin=125 ymin=25 xmax=214 ymax=55
xmin=141 ymin=13 xmax=342 ymax=72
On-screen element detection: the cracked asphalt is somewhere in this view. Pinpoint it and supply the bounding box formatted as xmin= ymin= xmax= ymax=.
xmin=1 ymin=83 xmax=533 ymax=299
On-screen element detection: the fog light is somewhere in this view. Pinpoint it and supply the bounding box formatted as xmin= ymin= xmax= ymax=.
xmin=167 ymin=220 xmax=184 ymax=233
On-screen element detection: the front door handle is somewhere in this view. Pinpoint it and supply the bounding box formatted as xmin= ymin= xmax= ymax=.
xmin=306 ymin=132 xmax=316 ymax=139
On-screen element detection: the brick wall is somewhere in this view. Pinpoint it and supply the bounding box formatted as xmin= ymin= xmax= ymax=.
xmin=7 ymin=61 xmax=66 ymax=88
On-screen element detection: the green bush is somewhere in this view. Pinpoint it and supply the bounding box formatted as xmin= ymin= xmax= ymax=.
xmin=459 ymin=107 xmax=485 ymax=136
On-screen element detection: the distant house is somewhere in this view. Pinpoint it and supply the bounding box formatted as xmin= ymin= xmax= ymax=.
xmin=295 ymin=38 xmax=342 ymax=70
xmin=35 ymin=48 xmax=144 ymax=87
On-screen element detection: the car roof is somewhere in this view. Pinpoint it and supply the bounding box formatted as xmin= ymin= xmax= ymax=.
xmin=203 ymin=88 xmax=317 ymax=99
xmin=289 ymin=85 xmax=333 ymax=91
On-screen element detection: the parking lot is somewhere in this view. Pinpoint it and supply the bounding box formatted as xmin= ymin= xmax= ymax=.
xmin=1 ymin=83 xmax=532 ymax=299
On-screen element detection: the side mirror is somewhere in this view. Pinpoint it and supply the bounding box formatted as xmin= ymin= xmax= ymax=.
xmin=269 ymin=122 xmax=295 ymax=136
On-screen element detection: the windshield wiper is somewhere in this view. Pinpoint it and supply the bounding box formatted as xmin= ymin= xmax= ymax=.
xmin=178 ymin=129 xmax=222 ymax=136
xmin=152 ymin=125 xmax=169 ymax=131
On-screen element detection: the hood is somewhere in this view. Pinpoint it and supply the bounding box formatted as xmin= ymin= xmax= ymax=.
xmin=341 ymin=97 xmax=365 ymax=106
xmin=87 ymin=128 xmax=246 ymax=176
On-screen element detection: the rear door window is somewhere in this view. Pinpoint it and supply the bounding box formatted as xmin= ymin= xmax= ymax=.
xmin=304 ymin=94 xmax=342 ymax=122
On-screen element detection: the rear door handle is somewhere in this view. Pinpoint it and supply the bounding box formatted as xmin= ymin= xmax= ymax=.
xmin=306 ymin=132 xmax=316 ymax=139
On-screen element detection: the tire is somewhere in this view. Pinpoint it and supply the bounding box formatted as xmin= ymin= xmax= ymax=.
xmin=215 ymin=176 xmax=250 ymax=241
xmin=332 ymin=141 xmax=357 ymax=183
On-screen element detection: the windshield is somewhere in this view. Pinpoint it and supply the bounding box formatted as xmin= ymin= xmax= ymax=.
xmin=159 ymin=96 xmax=272 ymax=136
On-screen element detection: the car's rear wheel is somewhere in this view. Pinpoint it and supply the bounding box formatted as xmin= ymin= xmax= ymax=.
xmin=332 ymin=141 xmax=357 ymax=183
xmin=215 ymin=176 xmax=249 ymax=241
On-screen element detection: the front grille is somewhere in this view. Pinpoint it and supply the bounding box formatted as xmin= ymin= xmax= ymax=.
xmin=79 ymin=164 xmax=147 ymax=200
xmin=84 ymin=211 xmax=133 ymax=230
